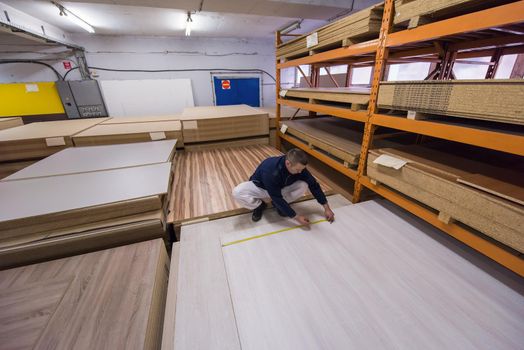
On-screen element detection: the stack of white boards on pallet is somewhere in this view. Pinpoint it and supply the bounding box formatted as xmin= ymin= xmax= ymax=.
xmin=72 ymin=115 xmax=183 ymax=147
xmin=0 ymin=140 xmax=177 ymax=269
xmin=377 ymin=79 xmax=524 ymax=125
xmin=368 ymin=145 xmax=524 ymax=253
xmin=276 ymin=4 xmax=383 ymax=60
xmin=0 ymin=118 xmax=108 ymax=179
xmin=167 ymin=195 xmax=524 ymax=350
xmin=0 ymin=239 xmax=169 ymax=350
xmin=180 ymin=104 xmax=269 ymax=150
xmin=0 ymin=117 xmax=23 ymax=131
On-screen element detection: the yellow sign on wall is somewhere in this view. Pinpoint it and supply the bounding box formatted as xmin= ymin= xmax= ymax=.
xmin=0 ymin=82 xmax=65 ymax=117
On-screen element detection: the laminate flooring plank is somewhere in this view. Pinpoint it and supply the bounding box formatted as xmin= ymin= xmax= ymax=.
xmin=0 ymin=239 xmax=169 ymax=350
xmin=161 ymin=242 xmax=180 ymax=350
xmin=3 ymin=140 xmax=177 ymax=181
xmin=0 ymin=163 xmax=171 ymax=223
xmin=221 ymin=201 xmax=524 ymax=350
xmin=169 ymin=145 xmax=332 ymax=223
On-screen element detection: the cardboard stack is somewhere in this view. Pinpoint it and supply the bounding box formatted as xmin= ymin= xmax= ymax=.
xmin=180 ymin=105 xmax=269 ymax=150
xmin=377 ymin=79 xmax=524 ymax=125
xmin=0 ymin=140 xmax=177 ymax=269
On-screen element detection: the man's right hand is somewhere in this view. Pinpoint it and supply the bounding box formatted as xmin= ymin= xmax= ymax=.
xmin=294 ymin=215 xmax=310 ymax=227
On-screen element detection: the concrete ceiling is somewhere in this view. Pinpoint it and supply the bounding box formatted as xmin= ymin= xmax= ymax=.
xmin=0 ymin=0 xmax=380 ymax=38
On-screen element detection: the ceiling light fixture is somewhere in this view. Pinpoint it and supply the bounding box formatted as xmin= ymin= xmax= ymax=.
xmin=52 ymin=1 xmax=95 ymax=34
xmin=278 ymin=19 xmax=302 ymax=35
xmin=185 ymin=11 xmax=193 ymax=36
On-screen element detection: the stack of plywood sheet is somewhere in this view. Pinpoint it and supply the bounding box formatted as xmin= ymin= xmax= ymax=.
xmin=367 ymin=145 xmax=524 ymax=253
xmin=72 ymin=118 xmax=183 ymax=147
xmin=0 ymin=117 xmax=23 ymax=131
xmin=276 ymin=4 xmax=383 ymax=60
xmin=0 ymin=239 xmax=169 ymax=350
xmin=168 ymin=197 xmax=524 ymax=350
xmin=0 ymin=140 xmax=176 ymax=269
xmin=0 ymin=118 xmax=108 ymax=179
xmin=377 ymin=79 xmax=524 ymax=125
xmin=282 ymin=87 xmax=371 ymax=110
xmin=393 ymin=0 xmax=514 ymax=28
xmin=180 ymin=105 xmax=269 ymax=150
xmin=256 ymin=106 xmax=310 ymax=146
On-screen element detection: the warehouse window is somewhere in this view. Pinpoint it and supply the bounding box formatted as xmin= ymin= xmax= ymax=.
xmin=351 ymin=66 xmax=372 ymax=85
xmin=387 ymin=62 xmax=431 ymax=81
xmin=494 ymin=54 xmax=518 ymax=79
xmin=295 ymin=65 xmax=310 ymax=86
xmin=453 ymin=57 xmax=491 ymax=79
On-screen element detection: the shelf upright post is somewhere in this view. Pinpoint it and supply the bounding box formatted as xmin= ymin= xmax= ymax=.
xmin=353 ymin=0 xmax=394 ymax=203
xmin=276 ymin=31 xmax=282 ymax=150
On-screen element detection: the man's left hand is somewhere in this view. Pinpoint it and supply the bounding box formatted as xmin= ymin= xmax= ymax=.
xmin=323 ymin=204 xmax=335 ymax=223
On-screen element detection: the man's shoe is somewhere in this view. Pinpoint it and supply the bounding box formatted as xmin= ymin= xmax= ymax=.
xmin=276 ymin=208 xmax=287 ymax=217
xmin=252 ymin=202 xmax=267 ymax=222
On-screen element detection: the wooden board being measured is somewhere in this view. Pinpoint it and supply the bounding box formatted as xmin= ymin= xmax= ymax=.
xmin=72 ymin=121 xmax=183 ymax=147
xmin=102 ymin=115 xmax=180 ymax=124
xmin=180 ymin=105 xmax=269 ymax=144
xmin=0 ymin=239 xmax=169 ymax=350
xmin=3 ymin=140 xmax=177 ymax=181
xmin=168 ymin=145 xmax=331 ymax=224
xmin=0 ymin=118 xmax=108 ymax=161
xmin=0 ymin=117 xmax=23 ymax=131
xmin=0 ymin=160 xmax=37 ymax=180
xmin=377 ymin=79 xmax=524 ymax=125
xmin=220 ymin=201 xmax=524 ymax=350
xmin=284 ymin=87 xmax=370 ymax=106
xmin=0 ymin=163 xmax=171 ymax=244
xmin=367 ymin=146 xmax=524 ymax=252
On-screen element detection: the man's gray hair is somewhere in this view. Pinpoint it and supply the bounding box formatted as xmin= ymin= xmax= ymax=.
xmin=286 ymin=148 xmax=308 ymax=165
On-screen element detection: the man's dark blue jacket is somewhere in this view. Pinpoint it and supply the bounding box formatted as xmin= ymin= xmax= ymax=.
xmin=250 ymin=155 xmax=327 ymax=217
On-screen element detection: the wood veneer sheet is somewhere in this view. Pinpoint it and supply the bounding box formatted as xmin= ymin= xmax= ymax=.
xmin=220 ymin=201 xmax=524 ymax=350
xmin=3 ymin=140 xmax=177 ymax=181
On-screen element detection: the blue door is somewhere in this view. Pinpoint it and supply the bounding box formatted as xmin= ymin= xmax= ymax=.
xmin=213 ymin=77 xmax=260 ymax=107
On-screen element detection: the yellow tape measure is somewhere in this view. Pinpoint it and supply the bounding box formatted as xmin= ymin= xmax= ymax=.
xmin=222 ymin=219 xmax=327 ymax=247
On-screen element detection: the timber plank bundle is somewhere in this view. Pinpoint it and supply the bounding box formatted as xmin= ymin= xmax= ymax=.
xmin=377 ymin=79 xmax=524 ymax=125
xmin=180 ymin=105 xmax=269 ymax=149
xmin=0 ymin=141 xmax=177 ymax=269
xmin=0 ymin=239 xmax=169 ymax=350
xmin=282 ymin=87 xmax=371 ymax=110
xmin=367 ymin=145 xmax=524 ymax=253
xmin=72 ymin=120 xmax=183 ymax=147
xmin=276 ymin=4 xmax=383 ymax=60
xmin=393 ymin=0 xmax=516 ymax=28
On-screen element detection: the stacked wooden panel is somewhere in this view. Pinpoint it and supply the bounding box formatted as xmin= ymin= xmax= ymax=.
xmin=282 ymin=87 xmax=371 ymax=110
xmin=0 ymin=239 xmax=169 ymax=350
xmin=180 ymin=105 xmax=269 ymax=150
xmin=393 ymin=0 xmax=515 ymax=27
xmin=0 ymin=118 xmax=108 ymax=179
xmin=256 ymin=106 xmax=310 ymax=146
xmin=367 ymin=145 xmax=524 ymax=252
xmin=0 ymin=141 xmax=176 ymax=269
xmin=276 ymin=4 xmax=383 ymax=60
xmin=377 ymin=79 xmax=524 ymax=125
xmin=72 ymin=119 xmax=183 ymax=147
xmin=0 ymin=117 xmax=23 ymax=130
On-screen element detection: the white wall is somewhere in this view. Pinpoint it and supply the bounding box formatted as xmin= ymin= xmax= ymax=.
xmin=0 ymin=34 xmax=277 ymax=106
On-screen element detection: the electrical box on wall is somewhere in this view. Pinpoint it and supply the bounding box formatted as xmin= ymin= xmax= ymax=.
xmin=56 ymin=80 xmax=108 ymax=118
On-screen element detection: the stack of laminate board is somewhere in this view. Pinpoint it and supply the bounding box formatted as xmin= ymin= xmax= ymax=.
xmin=257 ymin=106 xmax=310 ymax=146
xmin=367 ymin=145 xmax=524 ymax=253
xmin=180 ymin=105 xmax=269 ymax=150
xmin=167 ymin=196 xmax=524 ymax=349
xmin=0 ymin=239 xmax=169 ymax=350
xmin=276 ymin=4 xmax=383 ymax=60
xmin=72 ymin=115 xmax=183 ymax=147
xmin=0 ymin=118 xmax=108 ymax=179
xmin=0 ymin=117 xmax=23 ymax=131
xmin=393 ymin=0 xmax=515 ymax=27
xmin=377 ymin=79 xmax=524 ymax=125
xmin=281 ymin=87 xmax=371 ymax=110
xmin=0 ymin=140 xmax=177 ymax=269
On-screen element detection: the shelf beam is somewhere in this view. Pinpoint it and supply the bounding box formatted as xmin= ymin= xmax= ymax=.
xmin=370 ymin=114 xmax=524 ymax=156
xmin=279 ymin=132 xmax=357 ymax=181
xmin=386 ymin=1 xmax=524 ymax=48
xmin=277 ymin=98 xmax=368 ymax=123
xmin=360 ymin=176 xmax=524 ymax=277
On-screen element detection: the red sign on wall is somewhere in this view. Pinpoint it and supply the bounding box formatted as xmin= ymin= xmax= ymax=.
xmin=221 ymin=80 xmax=231 ymax=90
xmin=63 ymin=61 xmax=72 ymax=70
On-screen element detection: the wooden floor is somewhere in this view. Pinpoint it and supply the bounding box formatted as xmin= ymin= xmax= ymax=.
xmin=168 ymin=145 xmax=332 ymax=224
